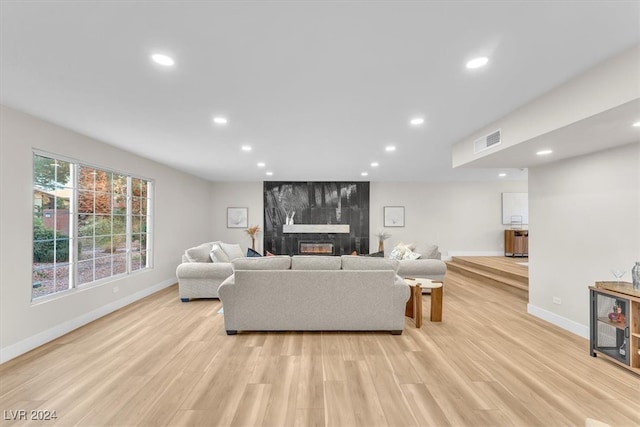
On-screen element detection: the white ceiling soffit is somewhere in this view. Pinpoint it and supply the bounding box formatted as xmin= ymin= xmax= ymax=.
xmin=460 ymin=99 xmax=640 ymax=169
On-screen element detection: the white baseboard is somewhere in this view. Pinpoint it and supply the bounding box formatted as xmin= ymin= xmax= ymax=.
xmin=527 ymin=303 xmax=589 ymax=339
xmin=0 ymin=278 xmax=175 ymax=365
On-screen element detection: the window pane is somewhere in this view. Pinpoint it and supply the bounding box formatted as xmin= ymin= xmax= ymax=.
xmin=78 ymin=190 xmax=94 ymax=214
xmin=95 ymin=256 xmax=112 ymax=280
xmin=113 ymin=215 xmax=126 ymax=234
xmin=94 ymin=215 xmax=112 ymax=237
xmin=113 ymin=235 xmax=126 ymax=253
xmin=78 ymin=260 xmax=94 ymax=285
xmin=132 ymin=178 xmax=142 ymax=197
xmin=79 ymin=166 xmax=95 ymax=190
xmin=54 ymin=264 xmax=71 ymax=293
xmin=131 ymin=215 xmax=141 ymax=233
xmin=113 ymin=194 xmax=126 ymax=214
xmin=94 ymin=192 xmax=112 ymax=214
xmin=113 ymin=253 xmax=127 ymax=275
xmin=32 ymin=266 xmax=54 ymax=299
xmin=140 ymin=250 xmax=148 ymax=269
xmin=78 ymin=237 xmax=94 ymax=260
xmin=95 ymin=236 xmax=112 ymax=257
xmin=78 ymin=215 xmax=95 ymax=237
xmin=132 ymin=197 xmax=142 ymax=215
xmin=113 ymin=174 xmax=127 ymax=194
xmin=131 ymin=251 xmax=141 ymax=271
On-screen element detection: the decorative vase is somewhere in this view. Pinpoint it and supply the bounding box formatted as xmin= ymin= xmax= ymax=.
xmin=251 ymin=237 xmax=255 ymax=250
xmin=632 ymin=261 xmax=640 ymax=290
xmin=378 ymin=240 xmax=384 ymax=253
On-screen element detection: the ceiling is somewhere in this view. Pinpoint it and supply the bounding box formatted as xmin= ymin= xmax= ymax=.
xmin=1 ymin=1 xmax=639 ymax=182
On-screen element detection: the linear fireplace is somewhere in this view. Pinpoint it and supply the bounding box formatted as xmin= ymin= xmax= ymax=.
xmin=299 ymin=242 xmax=334 ymax=255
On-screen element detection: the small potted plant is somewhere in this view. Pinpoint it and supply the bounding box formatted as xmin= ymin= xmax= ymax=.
xmin=245 ymin=225 xmax=261 ymax=250
xmin=376 ymin=231 xmax=391 ymax=253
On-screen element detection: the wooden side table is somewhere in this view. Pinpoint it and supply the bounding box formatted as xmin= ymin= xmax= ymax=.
xmin=405 ymin=282 xmax=423 ymax=327
xmin=404 ymin=278 xmax=443 ymax=326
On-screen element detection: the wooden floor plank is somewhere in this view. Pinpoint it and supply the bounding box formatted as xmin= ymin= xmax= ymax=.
xmin=1 ymin=263 xmax=639 ymax=427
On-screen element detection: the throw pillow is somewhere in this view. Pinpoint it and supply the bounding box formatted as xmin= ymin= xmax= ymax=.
xmin=389 ymin=242 xmax=413 ymax=260
xmin=220 ymin=242 xmax=244 ymax=261
xmin=210 ymin=244 xmax=230 ymax=263
xmin=246 ymin=248 xmax=262 ymax=257
xmin=186 ymin=242 xmax=214 ymax=263
xmin=402 ymin=248 xmax=421 ymax=260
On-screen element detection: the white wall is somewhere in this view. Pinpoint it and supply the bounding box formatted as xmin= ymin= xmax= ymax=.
xmin=371 ymin=181 xmax=528 ymax=257
xmin=528 ymin=143 xmax=640 ymax=337
xmin=210 ymin=182 xmax=264 ymax=254
xmin=0 ymin=106 xmax=214 ymax=363
xmin=209 ymin=180 xmax=528 ymax=258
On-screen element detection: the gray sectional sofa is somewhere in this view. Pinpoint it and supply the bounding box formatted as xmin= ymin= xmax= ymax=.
xmin=218 ymin=255 xmax=410 ymax=335
xmin=177 ymin=241 xmax=448 ymax=301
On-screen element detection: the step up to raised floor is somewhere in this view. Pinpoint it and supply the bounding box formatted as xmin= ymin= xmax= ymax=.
xmin=446 ymin=256 xmax=529 ymax=294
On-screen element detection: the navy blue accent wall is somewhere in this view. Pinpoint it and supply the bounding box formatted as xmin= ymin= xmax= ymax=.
xmin=263 ymin=182 xmax=370 ymax=255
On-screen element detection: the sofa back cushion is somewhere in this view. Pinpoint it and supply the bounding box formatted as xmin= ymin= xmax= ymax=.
xmin=291 ymin=256 xmax=342 ymax=270
xmin=413 ymin=243 xmax=440 ymax=259
xmin=232 ymin=256 xmax=291 ymax=270
xmin=185 ymin=242 xmax=214 ymax=263
xmin=210 ymin=243 xmax=230 ymax=263
xmin=220 ymin=242 xmax=244 ymax=261
xmin=340 ymin=255 xmax=399 ymax=272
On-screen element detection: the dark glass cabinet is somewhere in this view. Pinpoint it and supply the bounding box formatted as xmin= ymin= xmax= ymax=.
xmin=589 ymin=282 xmax=640 ymax=374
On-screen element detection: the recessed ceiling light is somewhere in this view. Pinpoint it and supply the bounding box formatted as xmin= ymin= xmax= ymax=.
xmin=536 ymin=149 xmax=553 ymax=156
xmin=498 ymin=173 xmax=507 ymax=178
xmin=361 ymin=172 xmax=369 ymax=177
xmin=385 ymin=146 xmax=396 ymax=152
xmin=257 ymin=162 xmax=266 ymax=167
xmin=371 ymin=162 xmax=379 ymax=167
xmin=213 ymin=117 xmax=228 ymax=125
xmin=266 ymin=171 xmax=273 ymax=176
xmin=410 ymin=118 xmax=424 ymax=126
xmin=466 ymin=57 xmax=489 ymax=69
xmin=241 ymin=146 xmax=252 ymax=151
xmin=151 ymin=53 xmax=174 ymax=66
xmin=633 ymin=121 xmax=640 ymax=127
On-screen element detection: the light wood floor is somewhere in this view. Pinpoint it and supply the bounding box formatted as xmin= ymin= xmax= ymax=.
xmin=1 ymin=268 xmax=639 ymax=427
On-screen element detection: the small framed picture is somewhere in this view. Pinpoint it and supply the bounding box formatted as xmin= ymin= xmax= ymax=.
xmin=227 ymin=207 xmax=248 ymax=228
xmin=384 ymin=206 xmax=405 ymax=227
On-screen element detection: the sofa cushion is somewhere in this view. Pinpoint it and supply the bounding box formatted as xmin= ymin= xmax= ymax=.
xmin=388 ymin=243 xmax=413 ymax=260
xmin=185 ymin=242 xmax=214 ymax=263
xmin=232 ymin=256 xmax=292 ymax=270
xmin=340 ymin=255 xmax=399 ymax=272
xmin=291 ymin=256 xmax=342 ymax=270
xmin=210 ymin=243 xmax=230 ymax=263
xmin=413 ymin=243 xmax=440 ymax=259
xmin=220 ymin=242 xmax=244 ymax=261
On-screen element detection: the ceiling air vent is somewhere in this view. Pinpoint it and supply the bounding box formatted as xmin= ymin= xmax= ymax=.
xmin=473 ymin=129 xmax=502 ymax=154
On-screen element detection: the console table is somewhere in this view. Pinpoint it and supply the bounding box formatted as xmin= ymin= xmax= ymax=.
xmin=504 ymin=229 xmax=528 ymax=257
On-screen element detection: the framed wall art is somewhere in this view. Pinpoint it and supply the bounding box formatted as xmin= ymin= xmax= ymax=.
xmin=384 ymin=206 xmax=404 ymax=227
xmin=227 ymin=207 xmax=248 ymax=228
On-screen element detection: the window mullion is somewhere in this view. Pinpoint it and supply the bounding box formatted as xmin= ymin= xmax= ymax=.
xmin=70 ymin=163 xmax=78 ymax=289
xmin=126 ymin=176 xmax=132 ymax=274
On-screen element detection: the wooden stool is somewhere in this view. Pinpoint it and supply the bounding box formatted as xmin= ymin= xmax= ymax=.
xmin=404 ymin=278 xmax=443 ymax=325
